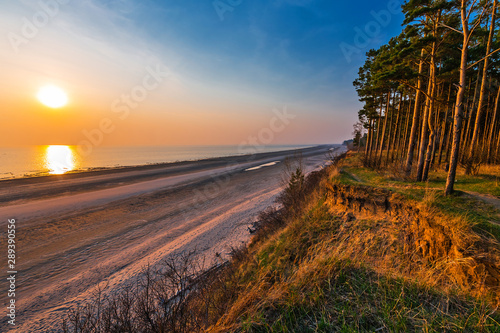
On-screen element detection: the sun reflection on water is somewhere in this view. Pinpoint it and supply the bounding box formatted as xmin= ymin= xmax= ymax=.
xmin=45 ymin=145 xmax=77 ymax=175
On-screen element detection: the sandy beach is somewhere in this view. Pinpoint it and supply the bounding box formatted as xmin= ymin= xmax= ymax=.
xmin=0 ymin=145 xmax=342 ymax=332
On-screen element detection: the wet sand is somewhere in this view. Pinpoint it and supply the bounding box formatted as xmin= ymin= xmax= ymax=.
xmin=0 ymin=145 xmax=342 ymax=331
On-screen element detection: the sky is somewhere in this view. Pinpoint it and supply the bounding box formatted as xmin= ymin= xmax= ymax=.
xmin=0 ymin=0 xmax=405 ymax=147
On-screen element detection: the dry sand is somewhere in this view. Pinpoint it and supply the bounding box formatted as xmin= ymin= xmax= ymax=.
xmin=0 ymin=145 xmax=343 ymax=332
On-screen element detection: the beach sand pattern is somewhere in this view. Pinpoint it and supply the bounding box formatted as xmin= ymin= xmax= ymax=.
xmin=0 ymin=145 xmax=343 ymax=331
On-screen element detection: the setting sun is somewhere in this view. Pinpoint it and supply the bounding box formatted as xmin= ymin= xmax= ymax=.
xmin=37 ymin=86 xmax=68 ymax=108
xmin=45 ymin=145 xmax=77 ymax=175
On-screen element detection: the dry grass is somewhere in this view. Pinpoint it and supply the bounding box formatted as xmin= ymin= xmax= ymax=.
xmin=212 ymin=194 xmax=500 ymax=332
xmin=421 ymin=185 xmax=440 ymax=208
xmin=327 ymin=165 xmax=341 ymax=179
xmin=325 ymin=180 xmax=500 ymax=303
xmin=469 ymin=164 xmax=500 ymax=175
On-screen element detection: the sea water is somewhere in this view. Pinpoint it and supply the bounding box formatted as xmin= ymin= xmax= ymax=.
xmin=0 ymin=145 xmax=311 ymax=179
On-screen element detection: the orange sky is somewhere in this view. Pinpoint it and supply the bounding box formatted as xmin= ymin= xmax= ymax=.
xmin=0 ymin=1 xmax=360 ymax=148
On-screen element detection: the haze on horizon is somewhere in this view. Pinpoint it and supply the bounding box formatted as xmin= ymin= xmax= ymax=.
xmin=1 ymin=0 xmax=404 ymax=147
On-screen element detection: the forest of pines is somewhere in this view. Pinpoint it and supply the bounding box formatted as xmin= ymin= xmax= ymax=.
xmin=353 ymin=0 xmax=500 ymax=194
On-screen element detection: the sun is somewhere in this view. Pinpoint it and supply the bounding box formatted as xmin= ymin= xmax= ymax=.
xmin=37 ymin=86 xmax=68 ymax=108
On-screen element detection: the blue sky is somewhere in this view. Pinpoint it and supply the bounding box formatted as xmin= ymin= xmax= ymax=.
xmin=1 ymin=0 xmax=405 ymax=146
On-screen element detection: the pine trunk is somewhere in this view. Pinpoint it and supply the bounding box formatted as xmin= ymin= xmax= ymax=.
xmin=405 ymin=49 xmax=425 ymax=174
xmin=417 ymin=59 xmax=435 ymax=181
xmin=438 ymin=85 xmax=452 ymax=165
xmin=487 ymin=86 xmax=500 ymax=162
xmin=378 ymin=92 xmax=391 ymax=167
xmin=468 ymin=0 xmax=497 ymax=163
xmin=386 ymin=93 xmax=397 ymax=165
xmin=391 ymin=95 xmax=403 ymax=163
xmin=445 ymin=1 xmax=469 ymax=195
xmin=422 ymin=63 xmax=437 ymax=181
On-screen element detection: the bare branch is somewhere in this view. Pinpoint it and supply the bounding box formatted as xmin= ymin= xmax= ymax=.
xmin=439 ymin=22 xmax=463 ymax=34
xmin=397 ymin=79 xmax=432 ymax=100
xmin=436 ymin=30 xmax=453 ymax=49
xmin=467 ymin=46 xmax=500 ymax=69
xmin=468 ymin=6 xmax=488 ymax=38
xmin=466 ymin=0 xmax=479 ymax=21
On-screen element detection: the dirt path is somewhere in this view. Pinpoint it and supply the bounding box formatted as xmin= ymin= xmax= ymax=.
xmin=0 ymin=145 xmax=342 ymax=332
xmin=463 ymin=191 xmax=500 ymax=224
xmin=463 ymin=191 xmax=500 ymax=210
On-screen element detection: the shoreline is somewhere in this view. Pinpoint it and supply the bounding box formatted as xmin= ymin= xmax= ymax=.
xmin=0 ymin=145 xmax=336 ymax=206
xmin=0 ymin=145 xmax=324 ymax=185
